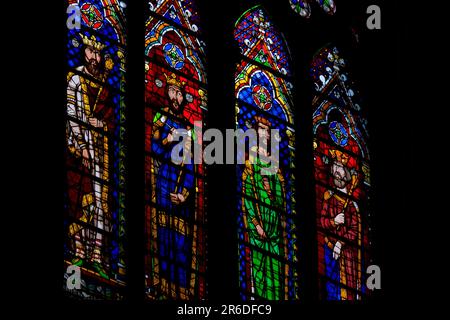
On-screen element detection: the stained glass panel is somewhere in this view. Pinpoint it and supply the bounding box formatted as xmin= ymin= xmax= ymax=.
xmin=235 ymin=5 xmax=298 ymax=301
xmin=144 ymin=0 xmax=207 ymax=300
xmin=289 ymin=0 xmax=312 ymax=18
xmin=64 ymin=0 xmax=127 ymax=299
xmin=311 ymin=46 xmax=371 ymax=300
xmin=316 ymin=0 xmax=336 ymax=15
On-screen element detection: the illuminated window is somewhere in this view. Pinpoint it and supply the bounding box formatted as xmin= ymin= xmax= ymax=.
xmin=289 ymin=0 xmax=336 ymax=17
xmin=234 ymin=5 xmax=299 ymax=301
xmin=311 ymin=45 xmax=371 ymax=300
xmin=144 ymin=0 xmax=207 ymax=300
xmin=64 ymin=0 xmax=128 ymax=299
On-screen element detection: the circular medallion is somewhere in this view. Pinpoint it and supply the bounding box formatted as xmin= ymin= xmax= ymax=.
xmin=252 ymin=85 xmax=272 ymax=111
xmin=163 ymin=43 xmax=185 ymax=70
xmin=329 ymin=121 xmax=349 ymax=147
xmin=81 ymin=3 xmax=104 ymax=30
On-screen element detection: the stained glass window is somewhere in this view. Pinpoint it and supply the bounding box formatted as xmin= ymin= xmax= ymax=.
xmin=64 ymin=0 xmax=127 ymax=299
xmin=144 ymin=0 xmax=207 ymax=300
xmin=311 ymin=45 xmax=371 ymax=300
xmin=289 ymin=0 xmax=312 ymax=18
xmin=316 ymin=0 xmax=336 ymax=15
xmin=290 ymin=0 xmax=335 ymax=17
xmin=234 ymin=5 xmax=298 ymax=301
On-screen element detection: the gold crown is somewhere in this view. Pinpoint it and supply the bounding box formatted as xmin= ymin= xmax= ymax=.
xmin=329 ymin=149 xmax=349 ymax=165
xmin=164 ymin=73 xmax=185 ymax=87
xmin=79 ymin=33 xmax=105 ymax=51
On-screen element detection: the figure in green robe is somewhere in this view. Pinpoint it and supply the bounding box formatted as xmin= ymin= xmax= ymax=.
xmin=241 ymin=116 xmax=287 ymax=300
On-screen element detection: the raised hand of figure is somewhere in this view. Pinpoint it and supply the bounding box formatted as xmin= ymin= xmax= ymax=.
xmin=256 ymin=224 xmax=267 ymax=239
xmin=167 ymin=128 xmax=176 ymax=143
xmin=170 ymin=192 xmax=186 ymax=205
xmin=334 ymin=212 xmax=345 ymax=226
xmin=88 ymin=117 xmax=104 ymax=128
xmin=332 ymin=241 xmax=342 ymax=260
xmin=82 ymin=149 xmax=91 ymax=169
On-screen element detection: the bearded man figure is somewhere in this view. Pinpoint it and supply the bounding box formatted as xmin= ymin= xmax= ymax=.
xmin=320 ymin=149 xmax=361 ymax=300
xmin=66 ymin=34 xmax=115 ymax=279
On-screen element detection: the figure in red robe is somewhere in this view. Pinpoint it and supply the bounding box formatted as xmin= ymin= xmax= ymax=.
xmin=320 ymin=149 xmax=361 ymax=300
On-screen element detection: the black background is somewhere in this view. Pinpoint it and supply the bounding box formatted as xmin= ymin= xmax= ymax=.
xmin=13 ymin=0 xmax=412 ymax=316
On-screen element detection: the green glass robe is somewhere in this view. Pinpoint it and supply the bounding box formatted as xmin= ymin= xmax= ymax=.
xmin=242 ymin=158 xmax=286 ymax=300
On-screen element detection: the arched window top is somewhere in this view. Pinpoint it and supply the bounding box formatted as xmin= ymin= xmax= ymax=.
xmin=234 ymin=5 xmax=291 ymax=78
xmin=310 ymin=45 xmax=369 ymax=159
xmin=148 ymin=0 xmax=202 ymax=34
xmin=68 ymin=0 xmax=127 ymax=45
xmin=146 ymin=0 xmax=207 ymax=85
xmin=310 ymin=45 xmax=348 ymax=93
